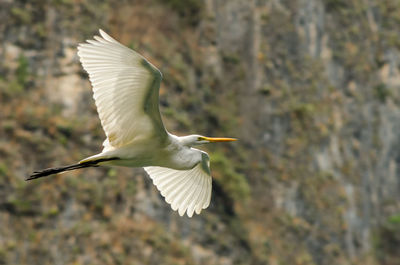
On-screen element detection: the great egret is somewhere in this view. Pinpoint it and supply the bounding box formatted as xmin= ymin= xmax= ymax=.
xmin=27 ymin=29 xmax=237 ymax=217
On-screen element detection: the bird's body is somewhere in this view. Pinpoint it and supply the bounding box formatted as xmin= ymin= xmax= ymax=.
xmin=86 ymin=134 xmax=203 ymax=170
xmin=28 ymin=30 xmax=236 ymax=217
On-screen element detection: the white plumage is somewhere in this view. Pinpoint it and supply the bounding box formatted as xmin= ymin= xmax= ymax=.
xmin=145 ymin=161 xmax=212 ymax=217
xmin=77 ymin=30 xmax=166 ymax=148
xmin=28 ymin=29 xmax=236 ymax=217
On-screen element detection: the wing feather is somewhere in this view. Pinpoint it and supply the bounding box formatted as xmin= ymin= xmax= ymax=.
xmin=77 ymin=29 xmax=167 ymax=148
xmin=171 ymin=171 xmax=199 ymax=207
xmin=190 ymin=171 xmax=206 ymax=215
xmin=144 ymin=157 xmax=212 ymax=217
xmin=179 ymin=171 xmax=202 ymax=217
xmin=172 ymin=172 xmax=199 ymax=214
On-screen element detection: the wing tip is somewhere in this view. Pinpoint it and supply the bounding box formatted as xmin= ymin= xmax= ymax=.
xmin=98 ymin=29 xmax=118 ymax=43
xmin=76 ymin=29 xmax=114 ymax=50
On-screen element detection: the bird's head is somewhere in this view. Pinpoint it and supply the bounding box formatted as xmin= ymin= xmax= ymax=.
xmin=181 ymin=134 xmax=237 ymax=146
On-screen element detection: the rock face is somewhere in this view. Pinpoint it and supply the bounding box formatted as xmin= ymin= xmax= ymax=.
xmin=0 ymin=0 xmax=399 ymax=264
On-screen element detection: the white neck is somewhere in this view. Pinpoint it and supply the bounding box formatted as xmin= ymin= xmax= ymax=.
xmin=165 ymin=134 xmax=203 ymax=170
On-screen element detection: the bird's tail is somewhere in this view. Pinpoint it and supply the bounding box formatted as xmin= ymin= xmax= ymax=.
xmin=26 ymin=157 xmax=119 ymax=181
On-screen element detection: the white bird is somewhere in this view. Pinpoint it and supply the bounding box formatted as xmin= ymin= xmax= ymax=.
xmin=27 ymin=29 xmax=237 ymax=217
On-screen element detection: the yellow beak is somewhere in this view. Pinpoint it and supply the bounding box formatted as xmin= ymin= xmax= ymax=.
xmin=202 ymin=137 xmax=238 ymax=142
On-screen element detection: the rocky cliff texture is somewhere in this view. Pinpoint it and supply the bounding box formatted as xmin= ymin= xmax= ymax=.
xmin=0 ymin=0 xmax=399 ymax=264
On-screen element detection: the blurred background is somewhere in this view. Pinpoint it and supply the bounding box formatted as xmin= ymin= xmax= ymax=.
xmin=1 ymin=0 xmax=400 ymax=264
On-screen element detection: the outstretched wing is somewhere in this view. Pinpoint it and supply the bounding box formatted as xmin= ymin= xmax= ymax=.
xmin=77 ymin=29 xmax=167 ymax=148
xmin=144 ymin=153 xmax=212 ymax=217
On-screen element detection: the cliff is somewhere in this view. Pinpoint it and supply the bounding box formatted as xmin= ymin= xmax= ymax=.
xmin=0 ymin=0 xmax=399 ymax=264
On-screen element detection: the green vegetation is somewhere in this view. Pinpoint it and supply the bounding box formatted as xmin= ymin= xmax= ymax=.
xmin=160 ymin=0 xmax=204 ymax=25
xmin=16 ymin=55 xmax=29 ymax=86
xmin=388 ymin=214 xmax=400 ymax=225
xmin=11 ymin=7 xmax=32 ymax=24
xmin=1 ymin=54 xmax=30 ymax=97
xmin=210 ymin=152 xmax=250 ymax=201
xmin=0 ymin=163 xmax=8 ymax=177
xmin=374 ymin=83 xmax=392 ymax=102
